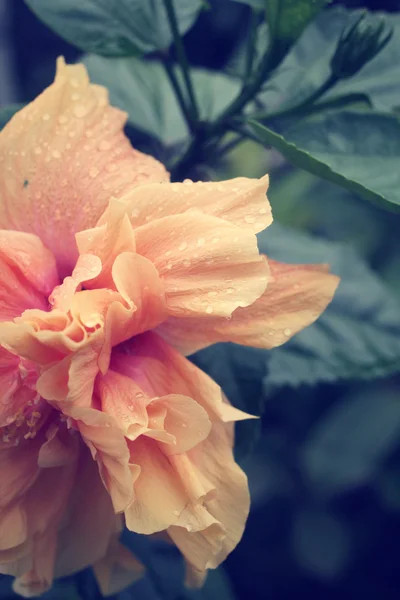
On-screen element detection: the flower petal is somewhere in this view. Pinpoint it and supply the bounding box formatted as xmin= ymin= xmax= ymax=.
xmin=0 ymin=231 xmax=59 ymax=321
xmin=67 ymin=406 xmax=133 ymax=513
xmin=158 ymin=259 xmax=340 ymax=354
xmin=134 ymin=214 xmax=268 ymax=318
xmin=0 ymin=58 xmax=168 ymax=275
xmin=125 ymin=436 xmax=188 ymax=534
xmin=113 ymin=333 xmax=252 ymax=424
xmin=104 ymin=174 xmax=271 ymax=233
xmin=93 ymin=538 xmax=145 ymax=597
xmin=147 ymin=395 xmax=211 ymax=455
xmin=96 ymin=370 xmax=149 ymax=441
xmin=168 ymin=420 xmax=250 ymax=571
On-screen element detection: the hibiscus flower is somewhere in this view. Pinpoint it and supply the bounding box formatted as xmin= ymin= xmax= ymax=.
xmin=0 ymin=58 xmax=339 ymax=597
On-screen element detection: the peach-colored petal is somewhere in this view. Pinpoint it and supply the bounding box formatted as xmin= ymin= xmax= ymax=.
xmin=104 ymin=174 xmax=271 ymax=233
xmin=0 ymin=58 xmax=168 ymax=275
xmin=134 ymin=214 xmax=268 ymax=318
xmin=125 ymin=436 xmax=188 ymax=534
xmin=96 ymin=370 xmax=149 ymax=440
xmin=185 ymin=562 xmax=208 ymax=589
xmin=158 ymin=259 xmax=340 ymax=354
xmin=168 ymin=421 xmax=249 ymax=571
xmin=12 ymin=531 xmax=57 ymax=598
xmin=76 ymin=198 xmax=136 ymax=290
xmin=147 ymin=395 xmax=211 ymax=455
xmin=53 ymin=449 xmax=118 ymax=578
xmin=113 ymin=332 xmax=252 ymax=423
xmin=93 ymin=537 xmax=145 ymax=597
xmin=67 ymin=406 xmax=132 ymax=513
xmin=0 ymin=231 xmax=59 ymax=321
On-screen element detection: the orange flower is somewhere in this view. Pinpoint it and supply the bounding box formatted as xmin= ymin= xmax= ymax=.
xmin=0 ymin=58 xmax=339 ymax=597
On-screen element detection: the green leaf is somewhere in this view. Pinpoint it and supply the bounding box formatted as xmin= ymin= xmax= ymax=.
xmin=292 ymin=509 xmax=351 ymax=578
xmin=0 ymin=104 xmax=24 ymax=130
xmin=266 ymin=0 xmax=330 ymax=48
xmin=301 ymin=385 xmax=400 ymax=495
xmin=84 ymin=55 xmax=241 ymax=146
xmin=248 ymin=112 xmax=400 ymax=210
xmin=24 ymin=0 xmax=203 ymax=57
xmin=260 ymin=223 xmax=400 ymax=389
xmin=260 ymin=6 xmax=400 ymax=113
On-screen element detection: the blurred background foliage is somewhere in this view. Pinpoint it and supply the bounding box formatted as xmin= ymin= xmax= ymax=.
xmin=1 ymin=0 xmax=400 ymax=599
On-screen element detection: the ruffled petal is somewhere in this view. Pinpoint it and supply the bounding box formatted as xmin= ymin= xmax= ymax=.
xmin=53 ymin=449 xmax=118 ymax=578
xmin=0 ymin=231 xmax=59 ymax=321
xmin=168 ymin=421 xmax=249 ymax=571
xmin=113 ymin=332 xmax=252 ymax=423
xmin=125 ymin=436 xmax=188 ymax=535
xmin=104 ymin=174 xmax=271 ymax=233
xmin=93 ymin=538 xmax=145 ymax=597
xmin=0 ymin=58 xmax=168 ymax=275
xmin=67 ymin=406 xmax=132 ymax=513
xmin=134 ymin=214 xmax=268 ymax=318
xmin=158 ymin=259 xmax=340 ymax=354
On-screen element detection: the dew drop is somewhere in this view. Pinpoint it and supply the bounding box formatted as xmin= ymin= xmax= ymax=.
xmin=58 ymin=115 xmax=68 ymax=125
xmin=42 ymin=113 xmax=50 ymax=121
xmin=34 ymin=147 xmax=42 ymax=155
xmin=259 ymin=207 xmax=268 ymax=215
xmin=73 ymin=104 xmax=90 ymax=118
xmin=52 ymin=150 xmax=61 ymax=159
xmin=89 ymin=167 xmax=99 ymax=178
xmin=197 ymin=237 xmax=205 ymax=247
xmin=211 ymin=237 xmax=220 ymax=244
xmin=206 ymin=305 xmax=214 ymax=314
xmin=98 ymin=140 xmax=111 ymax=151
xmin=180 ymin=422 xmax=188 ymax=428
xmin=135 ymin=392 xmax=144 ymax=399
xmin=284 ymin=328 xmax=292 ymax=336
xmin=227 ymin=287 xmax=234 ymax=294
xmin=179 ymin=242 xmax=188 ymax=251
xmin=244 ymin=215 xmax=256 ymax=224
xmin=173 ymin=510 xmax=180 ymax=516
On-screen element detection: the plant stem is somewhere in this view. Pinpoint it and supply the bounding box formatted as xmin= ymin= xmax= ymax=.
xmin=163 ymin=0 xmax=199 ymax=130
xmin=244 ymin=10 xmax=259 ymax=85
xmin=163 ymin=59 xmax=192 ymax=133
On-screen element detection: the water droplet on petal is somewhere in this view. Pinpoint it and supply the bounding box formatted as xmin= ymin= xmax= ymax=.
xmin=206 ymin=306 xmax=213 ymax=314
xmin=179 ymin=242 xmax=188 ymax=251
xmin=227 ymin=287 xmax=234 ymax=294
xmin=244 ymin=215 xmax=256 ymax=224
xmin=42 ymin=113 xmax=50 ymax=121
xmin=197 ymin=237 xmax=205 ymax=247
xmin=284 ymin=328 xmax=292 ymax=336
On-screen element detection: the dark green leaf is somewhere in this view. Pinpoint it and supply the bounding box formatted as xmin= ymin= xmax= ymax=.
xmin=292 ymin=509 xmax=351 ymax=578
xmin=25 ymin=0 xmax=203 ymax=57
xmin=84 ymin=55 xmax=241 ymax=145
xmin=0 ymin=104 xmax=24 ymax=130
xmin=248 ymin=113 xmax=400 ymax=210
xmin=260 ymin=6 xmax=400 ymax=113
xmin=260 ymin=223 xmax=400 ymax=388
xmin=301 ymin=385 xmax=400 ymax=495
xmin=266 ymin=0 xmax=330 ymax=48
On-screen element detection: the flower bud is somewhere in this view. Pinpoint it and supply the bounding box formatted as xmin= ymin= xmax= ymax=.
xmin=331 ymin=11 xmax=393 ymax=79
